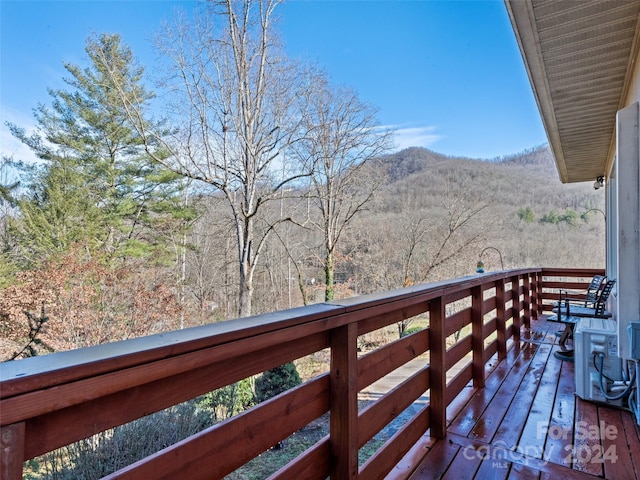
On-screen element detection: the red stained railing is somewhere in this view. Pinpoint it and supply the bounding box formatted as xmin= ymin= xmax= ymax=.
xmin=0 ymin=268 xmax=603 ymax=479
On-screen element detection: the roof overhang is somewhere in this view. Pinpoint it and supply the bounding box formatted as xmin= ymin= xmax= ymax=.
xmin=505 ymin=0 xmax=640 ymax=183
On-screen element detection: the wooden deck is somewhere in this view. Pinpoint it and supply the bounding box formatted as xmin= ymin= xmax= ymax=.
xmin=409 ymin=317 xmax=640 ymax=480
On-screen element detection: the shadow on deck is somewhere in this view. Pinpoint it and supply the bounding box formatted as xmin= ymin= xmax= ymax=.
xmin=406 ymin=317 xmax=640 ymax=480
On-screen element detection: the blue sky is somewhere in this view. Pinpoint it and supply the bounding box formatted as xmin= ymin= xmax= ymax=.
xmin=1 ymin=0 xmax=547 ymax=163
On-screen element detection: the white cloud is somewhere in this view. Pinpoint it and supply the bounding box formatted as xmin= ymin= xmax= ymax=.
xmin=390 ymin=125 xmax=444 ymax=151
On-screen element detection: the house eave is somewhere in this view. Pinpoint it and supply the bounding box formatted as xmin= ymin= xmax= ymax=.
xmin=505 ymin=0 xmax=640 ymax=183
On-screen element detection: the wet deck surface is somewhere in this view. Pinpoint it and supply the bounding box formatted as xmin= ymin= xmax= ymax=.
xmin=409 ymin=317 xmax=640 ymax=480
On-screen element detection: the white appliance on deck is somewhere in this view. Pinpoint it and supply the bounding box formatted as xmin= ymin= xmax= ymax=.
xmin=574 ymin=318 xmax=625 ymax=407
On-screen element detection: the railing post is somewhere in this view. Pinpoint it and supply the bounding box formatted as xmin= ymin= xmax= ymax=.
xmin=428 ymin=296 xmax=446 ymax=439
xmin=523 ymin=274 xmax=531 ymax=329
xmin=537 ymin=272 xmax=544 ymax=317
xmin=471 ymin=284 xmax=486 ymax=388
xmin=511 ymin=275 xmax=521 ymax=343
xmin=496 ymin=278 xmax=507 ymax=360
xmin=529 ymin=272 xmax=538 ymax=320
xmin=330 ymin=322 xmax=358 ymax=480
xmin=1 ymin=423 xmax=25 ymax=480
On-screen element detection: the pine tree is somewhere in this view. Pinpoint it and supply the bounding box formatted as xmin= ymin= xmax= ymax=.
xmin=11 ymin=159 xmax=102 ymax=263
xmin=0 ymin=179 xmax=18 ymax=205
xmin=8 ymin=33 xmax=192 ymax=265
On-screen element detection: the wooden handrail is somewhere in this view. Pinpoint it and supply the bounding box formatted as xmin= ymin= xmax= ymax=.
xmin=0 ymin=268 xmax=601 ymax=479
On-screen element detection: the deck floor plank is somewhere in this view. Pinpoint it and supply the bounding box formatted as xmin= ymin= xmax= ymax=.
xmin=447 ymin=345 xmax=528 ymax=437
xmin=406 ymin=317 xmax=640 ymax=480
xmin=448 ymin=344 xmax=537 ymax=439
xmin=491 ymin=344 xmax=553 ymax=450
xmin=522 ymin=318 xmax=561 ymax=346
xmin=439 ymin=447 xmax=482 ymax=480
xmin=599 ymin=407 xmax=636 ymax=480
xmin=418 ymin=432 xmax=598 ymax=480
xmin=506 ymin=462 xmax=540 ymax=480
xmin=473 ymin=451 xmax=511 ymax=480
xmin=469 ymin=343 xmax=541 ymax=443
xmin=542 ymin=358 xmax=575 ymax=467
xmin=621 ymin=409 xmax=640 ymax=479
xmin=408 ymin=439 xmax=460 ymax=479
xmin=516 ymin=344 xmax=562 ymax=459
xmin=572 ymin=398 xmax=603 ymax=477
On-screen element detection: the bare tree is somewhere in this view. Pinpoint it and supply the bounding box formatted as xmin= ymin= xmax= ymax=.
xmin=101 ymin=0 xmax=314 ymax=316
xmin=367 ymin=181 xmax=493 ymax=288
xmin=416 ymin=192 xmax=490 ymax=283
xmin=292 ymin=77 xmax=393 ymax=300
xmin=348 ymin=182 xmax=493 ymax=336
xmin=186 ymin=197 xmax=237 ymax=319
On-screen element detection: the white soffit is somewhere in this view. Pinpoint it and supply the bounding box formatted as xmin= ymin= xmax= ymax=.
xmin=506 ymin=0 xmax=640 ymax=183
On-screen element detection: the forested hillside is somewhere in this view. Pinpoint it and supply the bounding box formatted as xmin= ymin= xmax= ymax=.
xmin=0 ymin=138 xmax=605 ymax=361
xmin=181 ymin=144 xmax=606 ymax=319
xmin=346 ymin=145 xmax=604 ymax=291
xmin=0 ymin=11 xmax=604 ymax=362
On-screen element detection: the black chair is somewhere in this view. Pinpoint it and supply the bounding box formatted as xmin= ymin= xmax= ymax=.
xmin=551 ymin=279 xmax=616 ymax=357
xmin=553 ymin=274 xmax=605 ymax=318
xmin=554 ymin=278 xmax=614 ymax=321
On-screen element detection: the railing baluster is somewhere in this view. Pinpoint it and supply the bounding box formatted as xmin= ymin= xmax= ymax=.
xmin=529 ymin=272 xmax=537 ymax=320
xmin=428 ymin=296 xmax=446 ymax=439
xmin=523 ymin=274 xmax=531 ymax=328
xmin=511 ymin=275 xmax=521 ymax=343
xmin=537 ymin=271 xmax=544 ymax=317
xmin=471 ymin=285 xmax=486 ymax=388
xmin=330 ymin=323 xmax=358 ymax=480
xmin=496 ymin=278 xmax=507 ymax=360
xmin=1 ymin=422 xmax=25 ymax=480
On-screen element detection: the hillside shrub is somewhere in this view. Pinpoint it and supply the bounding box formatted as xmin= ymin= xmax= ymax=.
xmin=255 ymin=362 xmax=302 ymax=403
xmin=33 ymin=401 xmax=214 ymax=479
xmin=540 ymin=210 xmax=560 ymax=224
xmin=561 ymin=209 xmax=580 ymax=227
xmin=400 ymin=326 xmax=422 ymax=337
xmin=517 ymin=206 xmax=535 ymax=223
xmin=199 ymin=378 xmax=255 ymax=421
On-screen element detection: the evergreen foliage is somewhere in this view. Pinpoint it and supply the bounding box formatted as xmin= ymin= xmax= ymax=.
xmin=517 ymin=206 xmax=535 ymax=223
xmin=0 ymin=178 xmax=18 ymax=206
xmin=11 ymin=159 xmax=105 ymax=262
xmin=561 ymin=209 xmax=580 ymax=227
xmin=7 ymin=33 xmax=191 ymax=265
xmin=539 ymin=208 xmax=580 ymax=227
xmin=200 ymin=378 xmax=255 ymax=421
xmin=0 ymin=254 xmax=17 ymax=288
xmin=540 ymin=210 xmax=560 ymax=224
xmin=255 ymin=362 xmax=302 ymax=403
xmin=1 ymin=34 xmax=195 ymax=359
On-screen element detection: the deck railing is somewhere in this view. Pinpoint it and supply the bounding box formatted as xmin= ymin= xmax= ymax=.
xmin=0 ymin=267 xmax=604 ymax=479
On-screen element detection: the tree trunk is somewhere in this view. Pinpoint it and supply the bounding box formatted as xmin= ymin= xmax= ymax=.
xmin=324 ymin=251 xmax=334 ymax=301
xmin=238 ymin=231 xmax=254 ymax=317
xmin=238 ymin=273 xmax=253 ymax=317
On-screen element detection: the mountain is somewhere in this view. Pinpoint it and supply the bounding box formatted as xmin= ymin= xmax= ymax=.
xmin=352 ymin=145 xmax=606 ymax=282
xmin=373 ymin=145 xmax=600 ymax=212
